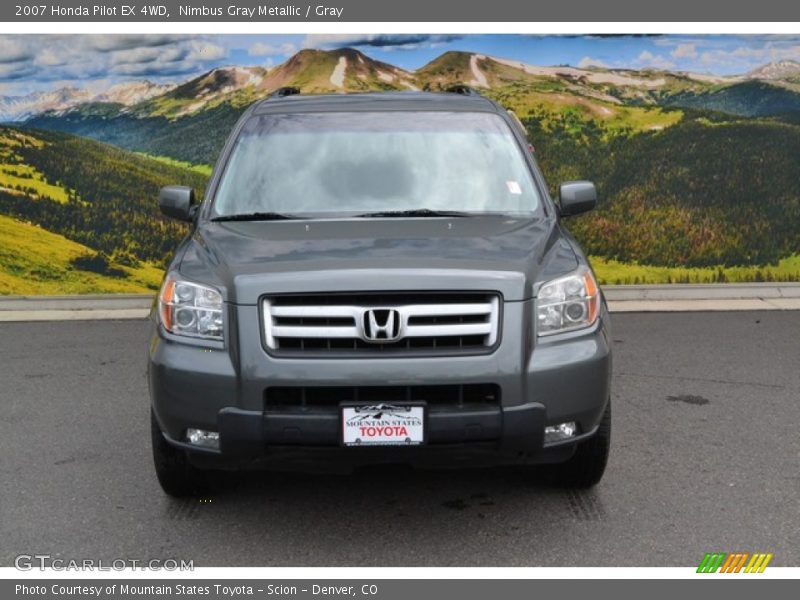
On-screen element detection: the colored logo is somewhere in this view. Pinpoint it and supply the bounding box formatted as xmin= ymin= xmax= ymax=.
xmin=697 ymin=552 xmax=773 ymax=573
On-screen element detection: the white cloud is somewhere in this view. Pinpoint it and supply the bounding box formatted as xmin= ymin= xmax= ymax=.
xmin=0 ymin=38 xmax=33 ymax=64
xmin=0 ymin=35 xmax=236 ymax=92
xmin=248 ymin=42 xmax=297 ymax=57
xmin=636 ymin=50 xmax=675 ymax=70
xmin=700 ymin=44 xmax=800 ymax=68
xmin=35 ymin=48 xmax=69 ymax=67
xmin=110 ymin=61 xmax=199 ymax=77
xmin=0 ymin=61 xmax=35 ymax=80
xmin=303 ymin=34 xmax=462 ymax=51
xmin=186 ymin=40 xmax=227 ymax=62
xmin=577 ymin=56 xmax=609 ymax=69
xmin=87 ymin=35 xmax=188 ymax=53
xmin=671 ymin=43 xmax=697 ymax=59
xmin=111 ymin=46 xmax=188 ymax=66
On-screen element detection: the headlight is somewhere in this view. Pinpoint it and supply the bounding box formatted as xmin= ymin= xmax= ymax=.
xmin=158 ymin=274 xmax=224 ymax=341
xmin=536 ymin=268 xmax=599 ymax=336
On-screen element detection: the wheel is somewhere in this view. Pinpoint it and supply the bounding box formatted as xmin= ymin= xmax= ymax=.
xmin=552 ymin=398 xmax=611 ymax=488
xmin=151 ymin=409 xmax=209 ymax=497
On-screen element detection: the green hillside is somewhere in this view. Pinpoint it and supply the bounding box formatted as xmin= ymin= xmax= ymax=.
xmin=664 ymin=80 xmax=800 ymax=117
xmin=25 ymin=103 xmax=244 ymax=167
xmin=592 ymin=254 xmax=800 ymax=285
xmin=20 ymin=103 xmax=800 ymax=276
xmin=525 ymin=112 xmax=800 ymax=268
xmin=0 ymin=126 xmax=208 ymax=294
xmin=0 ymin=214 xmax=162 ymax=294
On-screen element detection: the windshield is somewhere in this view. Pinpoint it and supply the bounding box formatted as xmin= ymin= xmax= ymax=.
xmin=211 ymin=111 xmax=541 ymax=218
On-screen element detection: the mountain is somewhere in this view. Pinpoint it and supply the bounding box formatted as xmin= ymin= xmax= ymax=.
xmin=22 ymin=50 xmax=800 ymax=128
xmin=134 ymin=66 xmax=268 ymax=117
xmin=663 ymin=80 xmax=800 ymax=116
xmin=24 ymin=48 xmax=426 ymax=164
xmin=652 ymin=60 xmax=800 ymax=116
xmin=0 ymin=80 xmax=173 ymax=122
xmin=0 ymin=88 xmax=92 ymax=122
xmin=99 ymin=80 xmax=175 ymax=105
xmin=19 ymin=50 xmax=800 ymax=164
xmin=745 ymin=60 xmax=800 ymax=81
xmin=415 ymin=51 xmax=494 ymax=88
xmin=416 ymin=51 xmax=706 ymax=96
xmin=130 ymin=48 xmax=417 ymax=119
xmin=257 ymin=47 xmax=417 ymax=91
xmin=16 ymin=52 xmax=800 ymax=125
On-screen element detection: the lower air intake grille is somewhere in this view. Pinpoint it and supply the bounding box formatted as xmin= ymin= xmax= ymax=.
xmin=265 ymin=384 xmax=500 ymax=412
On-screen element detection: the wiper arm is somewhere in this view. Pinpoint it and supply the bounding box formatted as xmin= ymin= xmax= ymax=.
xmin=211 ymin=212 xmax=304 ymax=222
xmin=356 ymin=208 xmax=474 ymax=218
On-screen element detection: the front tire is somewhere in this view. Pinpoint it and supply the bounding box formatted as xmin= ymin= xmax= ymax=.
xmin=151 ymin=409 xmax=208 ymax=497
xmin=552 ymin=398 xmax=611 ymax=488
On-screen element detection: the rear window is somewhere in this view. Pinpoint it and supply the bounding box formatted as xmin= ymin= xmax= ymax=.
xmin=212 ymin=111 xmax=541 ymax=218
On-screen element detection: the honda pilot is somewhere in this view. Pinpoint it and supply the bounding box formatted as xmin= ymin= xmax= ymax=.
xmin=149 ymin=87 xmax=612 ymax=496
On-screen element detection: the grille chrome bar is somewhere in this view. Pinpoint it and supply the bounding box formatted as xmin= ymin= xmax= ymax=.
xmin=263 ymin=294 xmax=500 ymax=353
xmin=271 ymin=324 xmax=360 ymax=339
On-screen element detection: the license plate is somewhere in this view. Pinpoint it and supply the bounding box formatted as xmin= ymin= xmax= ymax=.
xmin=341 ymin=404 xmax=425 ymax=446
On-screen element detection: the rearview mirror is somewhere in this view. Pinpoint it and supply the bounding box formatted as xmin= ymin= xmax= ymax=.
xmin=159 ymin=186 xmax=196 ymax=222
xmin=559 ymin=181 xmax=597 ymax=217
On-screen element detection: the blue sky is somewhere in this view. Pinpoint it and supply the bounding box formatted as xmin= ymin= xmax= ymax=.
xmin=2 ymin=34 xmax=800 ymax=96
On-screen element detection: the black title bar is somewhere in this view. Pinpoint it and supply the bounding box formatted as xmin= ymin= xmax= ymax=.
xmin=3 ymin=0 xmax=799 ymax=22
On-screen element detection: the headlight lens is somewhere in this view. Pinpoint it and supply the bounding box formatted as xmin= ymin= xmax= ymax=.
xmin=158 ymin=274 xmax=223 ymax=341
xmin=536 ymin=268 xmax=599 ymax=336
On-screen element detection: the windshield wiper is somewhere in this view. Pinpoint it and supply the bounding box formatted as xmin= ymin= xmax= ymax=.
xmin=211 ymin=212 xmax=305 ymax=222
xmin=356 ymin=208 xmax=475 ymax=218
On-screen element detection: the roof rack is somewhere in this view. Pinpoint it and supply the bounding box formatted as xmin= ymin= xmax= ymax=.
xmin=443 ymin=84 xmax=478 ymax=96
xmin=270 ymin=87 xmax=301 ymax=98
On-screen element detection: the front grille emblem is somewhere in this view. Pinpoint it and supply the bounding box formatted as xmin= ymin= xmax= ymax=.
xmin=363 ymin=309 xmax=401 ymax=342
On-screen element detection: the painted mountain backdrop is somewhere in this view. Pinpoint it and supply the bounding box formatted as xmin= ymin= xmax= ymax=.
xmin=16 ymin=50 xmax=800 ymax=164
xmin=2 ymin=46 xmax=800 ymax=293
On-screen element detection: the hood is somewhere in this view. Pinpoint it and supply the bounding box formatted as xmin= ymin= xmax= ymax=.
xmin=178 ymin=216 xmax=578 ymax=304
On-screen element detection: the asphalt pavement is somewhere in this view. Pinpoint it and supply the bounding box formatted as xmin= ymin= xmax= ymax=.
xmin=1 ymin=313 xmax=799 ymax=567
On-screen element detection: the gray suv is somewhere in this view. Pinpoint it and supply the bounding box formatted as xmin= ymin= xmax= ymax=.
xmin=149 ymin=87 xmax=612 ymax=496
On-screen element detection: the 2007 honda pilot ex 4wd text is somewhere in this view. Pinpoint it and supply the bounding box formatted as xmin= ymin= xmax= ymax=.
xmin=149 ymin=87 xmax=612 ymax=497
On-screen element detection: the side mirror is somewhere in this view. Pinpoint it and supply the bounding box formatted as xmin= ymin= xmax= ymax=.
xmin=159 ymin=186 xmax=196 ymax=222
xmin=559 ymin=181 xmax=597 ymax=217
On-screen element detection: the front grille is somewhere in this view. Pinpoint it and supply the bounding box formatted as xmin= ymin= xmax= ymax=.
xmin=265 ymin=384 xmax=500 ymax=412
xmin=262 ymin=292 xmax=501 ymax=356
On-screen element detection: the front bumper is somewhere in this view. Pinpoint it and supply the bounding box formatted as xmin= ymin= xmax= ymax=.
xmin=148 ymin=299 xmax=611 ymax=470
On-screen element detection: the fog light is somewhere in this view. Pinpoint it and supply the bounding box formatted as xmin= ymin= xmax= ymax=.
xmin=544 ymin=421 xmax=577 ymax=443
xmin=185 ymin=428 xmax=220 ymax=449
